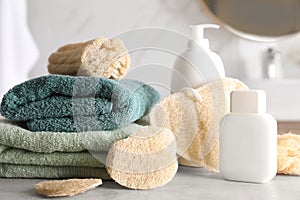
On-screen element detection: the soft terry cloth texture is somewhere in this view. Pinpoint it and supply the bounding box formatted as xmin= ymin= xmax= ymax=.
xmin=0 ymin=119 xmax=140 ymax=153
xmin=0 ymin=154 xmax=111 ymax=179
xmin=0 ymin=120 xmax=141 ymax=178
xmin=0 ymin=75 xmax=160 ymax=132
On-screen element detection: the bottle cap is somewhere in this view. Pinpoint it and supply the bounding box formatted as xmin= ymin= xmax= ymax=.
xmin=190 ymin=24 xmax=220 ymax=49
xmin=230 ymin=90 xmax=266 ymax=113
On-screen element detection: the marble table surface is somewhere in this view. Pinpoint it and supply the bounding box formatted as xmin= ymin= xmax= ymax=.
xmin=1 ymin=166 xmax=300 ymax=200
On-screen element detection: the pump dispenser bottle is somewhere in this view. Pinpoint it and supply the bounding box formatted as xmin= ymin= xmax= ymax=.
xmin=219 ymin=90 xmax=277 ymax=183
xmin=171 ymin=24 xmax=225 ymax=92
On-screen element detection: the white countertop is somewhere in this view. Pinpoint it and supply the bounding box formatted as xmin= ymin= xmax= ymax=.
xmin=1 ymin=166 xmax=300 ymax=200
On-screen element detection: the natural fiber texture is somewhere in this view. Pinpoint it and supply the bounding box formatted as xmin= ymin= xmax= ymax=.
xmin=0 ymin=75 xmax=160 ymax=132
xmin=35 ymin=179 xmax=102 ymax=197
xmin=106 ymin=126 xmax=178 ymax=190
xmin=106 ymin=162 xmax=178 ymax=190
xmin=150 ymin=78 xmax=249 ymax=172
xmin=277 ymin=133 xmax=300 ymax=175
xmin=48 ymin=37 xmax=131 ymax=80
xmin=0 ymin=120 xmax=142 ymax=179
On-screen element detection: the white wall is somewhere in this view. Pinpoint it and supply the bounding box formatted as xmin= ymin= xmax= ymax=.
xmin=15 ymin=0 xmax=300 ymax=120
xmin=27 ymin=0 xmax=236 ymax=78
xmin=27 ymin=0 xmax=300 ymax=80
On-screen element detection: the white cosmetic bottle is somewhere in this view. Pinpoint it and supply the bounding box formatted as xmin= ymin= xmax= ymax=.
xmin=171 ymin=24 xmax=225 ymax=92
xmin=219 ymin=90 xmax=277 ymax=183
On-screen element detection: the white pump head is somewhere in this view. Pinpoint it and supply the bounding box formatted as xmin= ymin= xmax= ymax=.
xmin=190 ymin=24 xmax=220 ymax=49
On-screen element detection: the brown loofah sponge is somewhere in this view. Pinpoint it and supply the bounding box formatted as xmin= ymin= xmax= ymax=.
xmin=48 ymin=37 xmax=131 ymax=79
xmin=35 ymin=179 xmax=102 ymax=197
xmin=106 ymin=126 xmax=178 ymax=190
xmin=277 ymin=133 xmax=300 ymax=175
xmin=150 ymin=78 xmax=249 ymax=172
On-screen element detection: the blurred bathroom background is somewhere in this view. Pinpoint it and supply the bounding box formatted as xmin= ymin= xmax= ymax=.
xmin=1 ymin=0 xmax=300 ymax=122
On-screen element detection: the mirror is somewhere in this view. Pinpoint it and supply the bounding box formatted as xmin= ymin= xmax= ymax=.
xmin=200 ymin=0 xmax=300 ymax=41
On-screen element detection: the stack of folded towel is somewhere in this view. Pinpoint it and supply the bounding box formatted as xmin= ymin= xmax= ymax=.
xmin=0 ymin=37 xmax=160 ymax=179
xmin=0 ymin=119 xmax=142 ymax=179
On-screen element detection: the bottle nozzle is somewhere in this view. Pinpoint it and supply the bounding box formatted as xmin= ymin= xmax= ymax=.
xmin=190 ymin=24 xmax=220 ymax=48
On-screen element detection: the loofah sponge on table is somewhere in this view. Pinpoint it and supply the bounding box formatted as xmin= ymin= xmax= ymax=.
xmin=48 ymin=37 xmax=131 ymax=79
xmin=106 ymin=126 xmax=178 ymax=190
xmin=277 ymin=133 xmax=300 ymax=175
xmin=35 ymin=179 xmax=103 ymax=197
xmin=150 ymin=78 xmax=249 ymax=172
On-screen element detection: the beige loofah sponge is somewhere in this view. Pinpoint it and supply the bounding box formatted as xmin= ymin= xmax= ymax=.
xmin=48 ymin=37 xmax=131 ymax=79
xmin=150 ymin=78 xmax=249 ymax=172
xmin=106 ymin=126 xmax=178 ymax=190
xmin=34 ymin=179 xmax=102 ymax=197
xmin=277 ymin=133 xmax=300 ymax=175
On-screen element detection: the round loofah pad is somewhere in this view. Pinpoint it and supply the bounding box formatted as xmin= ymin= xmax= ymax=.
xmin=150 ymin=78 xmax=249 ymax=172
xmin=48 ymin=37 xmax=131 ymax=80
xmin=106 ymin=126 xmax=178 ymax=190
xmin=34 ymin=179 xmax=102 ymax=197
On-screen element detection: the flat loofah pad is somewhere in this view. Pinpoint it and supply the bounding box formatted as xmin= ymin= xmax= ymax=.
xmin=48 ymin=37 xmax=131 ymax=79
xmin=106 ymin=126 xmax=178 ymax=190
xmin=150 ymin=78 xmax=249 ymax=172
xmin=34 ymin=178 xmax=102 ymax=197
xmin=277 ymin=133 xmax=300 ymax=175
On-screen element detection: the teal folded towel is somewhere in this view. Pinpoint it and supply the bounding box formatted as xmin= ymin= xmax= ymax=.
xmin=0 ymin=119 xmax=141 ymax=178
xmin=0 ymin=75 xmax=160 ymax=132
